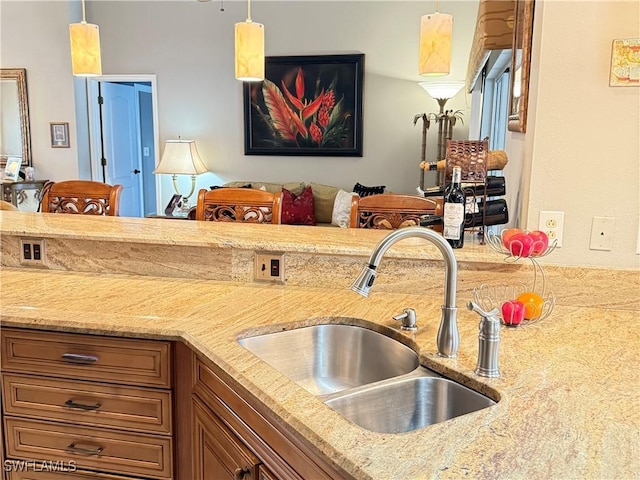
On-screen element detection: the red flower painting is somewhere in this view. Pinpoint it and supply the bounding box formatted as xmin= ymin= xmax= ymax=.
xmin=244 ymin=54 xmax=364 ymax=157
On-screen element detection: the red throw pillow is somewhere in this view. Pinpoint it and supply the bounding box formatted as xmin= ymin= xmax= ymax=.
xmin=281 ymin=186 xmax=316 ymax=225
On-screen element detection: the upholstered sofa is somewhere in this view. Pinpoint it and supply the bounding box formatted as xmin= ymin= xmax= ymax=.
xmin=222 ymin=181 xmax=355 ymax=227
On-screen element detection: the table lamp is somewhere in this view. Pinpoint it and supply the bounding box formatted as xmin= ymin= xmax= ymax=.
xmin=154 ymin=139 xmax=208 ymax=211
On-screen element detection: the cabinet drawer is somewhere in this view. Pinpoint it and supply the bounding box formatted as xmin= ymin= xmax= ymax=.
xmin=7 ymin=468 xmax=134 ymax=480
xmin=4 ymin=417 xmax=173 ymax=479
xmin=1 ymin=329 xmax=171 ymax=388
xmin=2 ymin=374 xmax=172 ymax=434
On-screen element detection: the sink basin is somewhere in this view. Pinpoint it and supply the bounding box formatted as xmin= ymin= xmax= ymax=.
xmin=238 ymin=324 xmax=419 ymax=396
xmin=325 ymin=371 xmax=496 ymax=434
xmin=239 ymin=323 xmax=495 ymax=434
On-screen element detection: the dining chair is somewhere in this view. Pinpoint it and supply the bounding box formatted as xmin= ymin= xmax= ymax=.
xmin=349 ymin=193 xmax=442 ymax=230
xmin=194 ymin=188 xmax=283 ymax=224
xmin=40 ymin=180 xmax=123 ymax=216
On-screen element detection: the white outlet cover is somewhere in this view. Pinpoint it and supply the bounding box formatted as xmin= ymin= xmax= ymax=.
xmin=538 ymin=211 xmax=564 ymax=248
xmin=590 ymin=217 xmax=615 ymax=251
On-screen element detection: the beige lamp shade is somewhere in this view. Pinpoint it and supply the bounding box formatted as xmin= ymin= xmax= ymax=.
xmin=69 ymin=21 xmax=102 ymax=76
xmin=154 ymin=140 xmax=208 ymax=176
xmin=235 ymin=21 xmax=265 ymax=82
xmin=419 ymin=12 xmax=453 ymax=76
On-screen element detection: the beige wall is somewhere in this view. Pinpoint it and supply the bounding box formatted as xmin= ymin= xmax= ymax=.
xmin=515 ymin=0 xmax=639 ymax=268
xmin=1 ymin=1 xmax=639 ymax=270
xmin=88 ymin=0 xmax=476 ymax=198
xmin=0 ymin=1 xmax=79 ymax=181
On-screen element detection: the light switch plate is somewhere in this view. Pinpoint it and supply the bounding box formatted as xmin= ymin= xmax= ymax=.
xmin=589 ymin=217 xmax=615 ymax=251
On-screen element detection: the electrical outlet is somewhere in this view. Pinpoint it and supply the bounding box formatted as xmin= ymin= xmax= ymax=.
xmin=254 ymin=252 xmax=285 ymax=283
xmin=19 ymin=238 xmax=46 ymax=266
xmin=538 ymin=211 xmax=564 ymax=248
xmin=589 ymin=217 xmax=615 ymax=251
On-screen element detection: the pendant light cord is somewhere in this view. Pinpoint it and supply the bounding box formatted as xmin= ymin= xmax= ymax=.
xmin=435 ymin=0 xmax=440 ymax=13
xmin=81 ymin=0 xmax=87 ymax=23
xmin=247 ymin=0 xmax=252 ymax=22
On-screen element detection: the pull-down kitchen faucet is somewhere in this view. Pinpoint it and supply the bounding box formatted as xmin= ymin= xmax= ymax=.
xmin=351 ymin=227 xmax=459 ymax=358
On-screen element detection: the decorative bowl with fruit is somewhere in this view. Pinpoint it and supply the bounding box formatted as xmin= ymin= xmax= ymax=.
xmin=473 ymin=283 xmax=556 ymax=327
xmin=486 ymin=228 xmax=558 ymax=260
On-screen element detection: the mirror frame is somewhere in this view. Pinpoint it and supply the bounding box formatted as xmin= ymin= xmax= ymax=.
xmin=508 ymin=0 xmax=535 ymax=133
xmin=0 ymin=68 xmax=32 ymax=168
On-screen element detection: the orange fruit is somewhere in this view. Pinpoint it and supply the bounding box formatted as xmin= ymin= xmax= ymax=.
xmin=516 ymin=292 xmax=545 ymax=320
xmin=501 ymin=228 xmax=523 ymax=249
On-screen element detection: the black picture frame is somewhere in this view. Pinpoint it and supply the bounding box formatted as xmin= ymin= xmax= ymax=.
xmin=164 ymin=194 xmax=183 ymax=216
xmin=243 ymin=54 xmax=364 ymax=157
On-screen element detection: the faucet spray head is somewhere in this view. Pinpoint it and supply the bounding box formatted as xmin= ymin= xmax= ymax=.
xmin=350 ymin=265 xmax=377 ymax=297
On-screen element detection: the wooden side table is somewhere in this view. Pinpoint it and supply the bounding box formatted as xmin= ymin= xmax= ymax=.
xmin=2 ymin=180 xmax=49 ymax=212
xmin=145 ymin=213 xmax=191 ymax=220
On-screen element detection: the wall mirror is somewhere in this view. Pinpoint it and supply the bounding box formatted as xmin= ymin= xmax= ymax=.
xmin=1 ymin=68 xmax=32 ymax=169
xmin=508 ymin=0 xmax=535 ymax=133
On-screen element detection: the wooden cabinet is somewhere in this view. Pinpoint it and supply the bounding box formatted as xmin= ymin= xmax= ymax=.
xmin=1 ymin=328 xmax=174 ymax=480
xmin=192 ymin=397 xmax=260 ymax=480
xmin=189 ymin=355 xmax=345 ymax=480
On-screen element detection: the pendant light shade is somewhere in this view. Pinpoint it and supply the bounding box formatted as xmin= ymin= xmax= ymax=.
xmin=235 ymin=20 xmax=264 ymax=81
xmin=418 ymin=12 xmax=453 ymax=76
xmin=235 ymin=0 xmax=264 ymax=82
xmin=69 ymin=0 xmax=102 ymax=77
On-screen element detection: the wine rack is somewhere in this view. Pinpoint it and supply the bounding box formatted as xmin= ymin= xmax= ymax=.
xmin=444 ymin=139 xmax=495 ymax=239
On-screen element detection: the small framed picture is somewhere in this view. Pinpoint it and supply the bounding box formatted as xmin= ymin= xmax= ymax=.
xmin=610 ymin=38 xmax=640 ymax=87
xmin=164 ymin=194 xmax=183 ymax=216
xmin=50 ymin=122 xmax=70 ymax=148
xmin=3 ymin=156 xmax=22 ymax=182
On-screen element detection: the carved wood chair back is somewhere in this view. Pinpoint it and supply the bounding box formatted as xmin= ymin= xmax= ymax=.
xmin=195 ymin=188 xmax=283 ymax=224
xmin=349 ymin=194 xmax=442 ymax=229
xmin=41 ymin=180 xmax=123 ymax=216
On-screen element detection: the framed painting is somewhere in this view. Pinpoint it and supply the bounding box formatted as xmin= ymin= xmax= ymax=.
xmin=243 ymin=54 xmax=364 ymax=156
xmin=610 ymin=38 xmax=640 ymax=87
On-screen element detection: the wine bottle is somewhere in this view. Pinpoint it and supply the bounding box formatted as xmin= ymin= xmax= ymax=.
xmin=420 ymin=199 xmax=510 ymax=229
xmin=420 ymin=151 xmax=509 ymax=172
xmin=443 ymin=166 xmax=465 ymax=248
xmin=423 ymin=176 xmax=506 ymax=198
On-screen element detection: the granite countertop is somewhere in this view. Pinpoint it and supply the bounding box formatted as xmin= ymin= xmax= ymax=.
xmin=1 ymin=267 xmax=638 ymax=479
xmin=0 ymin=211 xmax=507 ymax=263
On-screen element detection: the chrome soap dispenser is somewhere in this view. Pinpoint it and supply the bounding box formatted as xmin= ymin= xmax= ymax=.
xmin=467 ymin=301 xmax=501 ymax=378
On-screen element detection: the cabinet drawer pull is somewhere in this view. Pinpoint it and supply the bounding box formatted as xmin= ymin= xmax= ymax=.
xmin=234 ymin=467 xmax=250 ymax=479
xmin=67 ymin=443 xmax=104 ymax=456
xmin=64 ymin=399 xmax=102 ymax=411
xmin=61 ymin=353 xmax=99 ymax=364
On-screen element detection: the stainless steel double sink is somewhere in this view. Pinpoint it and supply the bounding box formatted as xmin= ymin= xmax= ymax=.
xmin=238 ymin=324 xmax=495 ymax=434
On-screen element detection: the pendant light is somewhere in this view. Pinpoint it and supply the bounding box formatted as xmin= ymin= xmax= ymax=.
xmin=69 ymin=0 xmax=102 ymax=76
xmin=235 ymin=0 xmax=264 ymax=81
xmin=418 ymin=0 xmax=452 ymax=76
